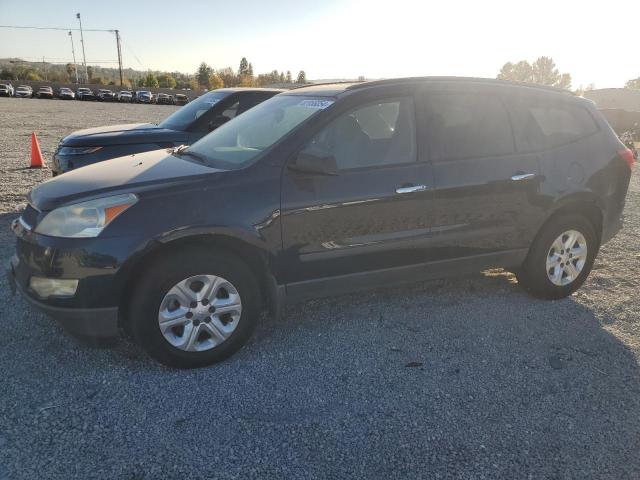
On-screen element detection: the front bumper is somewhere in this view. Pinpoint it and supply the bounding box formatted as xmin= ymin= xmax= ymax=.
xmin=10 ymin=217 xmax=146 ymax=339
xmin=8 ymin=256 xmax=119 ymax=338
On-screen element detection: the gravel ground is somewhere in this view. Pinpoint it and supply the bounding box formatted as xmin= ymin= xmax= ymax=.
xmin=0 ymin=97 xmax=639 ymax=480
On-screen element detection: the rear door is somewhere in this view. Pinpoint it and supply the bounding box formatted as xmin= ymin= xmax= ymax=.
xmin=420 ymin=85 xmax=544 ymax=260
xmin=280 ymin=88 xmax=437 ymax=290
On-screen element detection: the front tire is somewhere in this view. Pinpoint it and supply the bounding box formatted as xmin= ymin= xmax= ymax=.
xmin=129 ymin=249 xmax=261 ymax=368
xmin=516 ymin=213 xmax=598 ymax=300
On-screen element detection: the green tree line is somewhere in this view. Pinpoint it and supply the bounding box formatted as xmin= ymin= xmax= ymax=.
xmin=0 ymin=57 xmax=307 ymax=91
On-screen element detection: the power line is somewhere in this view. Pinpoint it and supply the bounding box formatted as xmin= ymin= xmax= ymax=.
xmin=13 ymin=56 xmax=120 ymax=63
xmin=120 ymin=36 xmax=145 ymax=69
xmin=0 ymin=25 xmax=115 ymax=33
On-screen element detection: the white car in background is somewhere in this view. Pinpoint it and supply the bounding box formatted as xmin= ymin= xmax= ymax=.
xmin=118 ymin=90 xmax=133 ymax=102
xmin=14 ymin=85 xmax=32 ymax=98
xmin=0 ymin=83 xmax=14 ymax=97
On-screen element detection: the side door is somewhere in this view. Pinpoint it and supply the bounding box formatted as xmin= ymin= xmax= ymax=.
xmin=280 ymin=91 xmax=437 ymax=292
xmin=420 ymin=86 xmax=543 ymax=261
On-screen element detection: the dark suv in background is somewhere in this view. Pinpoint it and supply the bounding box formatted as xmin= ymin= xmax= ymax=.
xmin=10 ymin=77 xmax=633 ymax=368
xmin=51 ymin=88 xmax=282 ymax=174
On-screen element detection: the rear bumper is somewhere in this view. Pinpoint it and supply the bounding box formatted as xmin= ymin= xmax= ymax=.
xmin=7 ymin=258 xmax=119 ymax=338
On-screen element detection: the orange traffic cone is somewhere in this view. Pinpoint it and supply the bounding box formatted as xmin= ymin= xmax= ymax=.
xmin=30 ymin=132 xmax=44 ymax=168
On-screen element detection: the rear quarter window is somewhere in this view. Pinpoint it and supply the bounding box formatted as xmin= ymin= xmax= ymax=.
xmin=508 ymin=95 xmax=599 ymax=152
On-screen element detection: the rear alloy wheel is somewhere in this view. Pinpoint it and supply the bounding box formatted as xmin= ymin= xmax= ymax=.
xmin=129 ymin=250 xmax=260 ymax=368
xmin=516 ymin=213 xmax=598 ymax=299
xmin=545 ymin=230 xmax=588 ymax=287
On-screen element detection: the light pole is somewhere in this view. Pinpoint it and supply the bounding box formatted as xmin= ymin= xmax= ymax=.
xmin=68 ymin=31 xmax=79 ymax=84
xmin=76 ymin=13 xmax=88 ymax=83
xmin=114 ymin=29 xmax=123 ymax=86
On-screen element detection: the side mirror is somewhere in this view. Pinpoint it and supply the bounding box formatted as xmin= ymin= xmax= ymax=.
xmin=288 ymin=151 xmax=338 ymax=176
xmin=208 ymin=115 xmax=230 ymax=131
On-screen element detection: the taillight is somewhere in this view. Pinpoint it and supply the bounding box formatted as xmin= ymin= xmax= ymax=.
xmin=618 ymin=148 xmax=635 ymax=169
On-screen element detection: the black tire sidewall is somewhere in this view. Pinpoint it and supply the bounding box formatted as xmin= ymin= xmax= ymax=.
xmin=129 ymin=250 xmax=261 ymax=368
xmin=519 ymin=214 xmax=599 ymax=299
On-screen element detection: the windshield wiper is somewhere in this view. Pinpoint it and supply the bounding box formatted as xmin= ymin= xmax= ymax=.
xmin=171 ymin=145 xmax=207 ymax=164
xmin=172 ymin=144 xmax=188 ymax=154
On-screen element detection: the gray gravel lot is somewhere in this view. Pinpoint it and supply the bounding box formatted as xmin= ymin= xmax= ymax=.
xmin=0 ymin=97 xmax=639 ymax=479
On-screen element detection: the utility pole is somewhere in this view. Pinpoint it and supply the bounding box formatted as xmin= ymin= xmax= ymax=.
xmin=42 ymin=56 xmax=47 ymax=81
xmin=68 ymin=31 xmax=79 ymax=84
xmin=115 ymin=29 xmax=123 ymax=86
xmin=76 ymin=13 xmax=88 ymax=83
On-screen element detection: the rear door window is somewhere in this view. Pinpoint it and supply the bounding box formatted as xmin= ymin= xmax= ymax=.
xmin=423 ymin=93 xmax=515 ymax=161
xmin=508 ymin=95 xmax=599 ymax=151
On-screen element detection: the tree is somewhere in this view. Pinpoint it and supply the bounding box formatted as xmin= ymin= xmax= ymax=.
xmin=87 ymin=66 xmax=94 ymax=81
xmin=247 ymin=62 xmax=254 ymax=78
xmin=143 ymin=72 xmax=159 ymax=88
xmin=157 ymin=73 xmax=177 ymax=89
xmin=497 ymin=57 xmax=571 ymax=90
xmin=626 ymin=78 xmax=640 ymax=90
xmin=0 ymin=69 xmax=15 ymax=80
xmin=217 ymin=67 xmax=238 ymax=87
xmin=532 ymin=56 xmax=560 ymax=86
xmin=497 ymin=60 xmax=533 ymax=83
xmin=239 ymin=57 xmax=249 ymax=77
xmin=208 ymin=72 xmax=224 ymax=90
xmin=65 ymin=63 xmax=77 ymax=81
xmin=286 ymin=70 xmax=292 ymax=83
xmin=296 ymin=70 xmax=307 ymax=84
xmin=196 ymin=62 xmax=213 ymax=87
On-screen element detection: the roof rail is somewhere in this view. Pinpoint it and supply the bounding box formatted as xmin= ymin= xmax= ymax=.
xmin=345 ymin=76 xmax=572 ymax=94
xmin=290 ymin=80 xmax=364 ymax=90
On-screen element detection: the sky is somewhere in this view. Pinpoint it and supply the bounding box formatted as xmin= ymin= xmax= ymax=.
xmin=0 ymin=0 xmax=637 ymax=88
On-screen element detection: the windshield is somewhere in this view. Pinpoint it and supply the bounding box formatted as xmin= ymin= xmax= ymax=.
xmin=186 ymin=95 xmax=335 ymax=170
xmin=159 ymin=90 xmax=230 ymax=130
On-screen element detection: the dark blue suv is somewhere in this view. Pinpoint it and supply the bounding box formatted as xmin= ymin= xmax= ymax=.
xmin=10 ymin=78 xmax=634 ymax=368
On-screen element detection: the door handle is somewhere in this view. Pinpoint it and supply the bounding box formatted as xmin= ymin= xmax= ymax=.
xmin=511 ymin=173 xmax=537 ymax=181
xmin=396 ymin=185 xmax=427 ymax=194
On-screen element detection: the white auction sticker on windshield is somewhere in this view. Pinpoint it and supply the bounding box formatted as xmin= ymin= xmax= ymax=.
xmin=297 ymin=99 xmax=334 ymax=109
xmin=205 ymin=99 xmax=220 ymax=106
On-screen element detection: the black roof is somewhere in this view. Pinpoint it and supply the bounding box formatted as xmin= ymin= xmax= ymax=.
xmin=286 ymin=77 xmax=574 ymax=97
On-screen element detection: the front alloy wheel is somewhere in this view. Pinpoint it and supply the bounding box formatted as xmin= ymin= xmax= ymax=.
xmin=129 ymin=250 xmax=260 ymax=368
xmin=158 ymin=275 xmax=242 ymax=352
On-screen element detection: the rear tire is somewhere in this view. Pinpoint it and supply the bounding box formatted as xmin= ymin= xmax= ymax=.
xmin=516 ymin=213 xmax=598 ymax=300
xmin=128 ymin=249 xmax=261 ymax=368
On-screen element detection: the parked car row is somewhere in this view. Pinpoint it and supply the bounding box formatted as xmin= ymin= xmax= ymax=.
xmin=8 ymin=79 xmax=636 ymax=369
xmin=0 ymin=82 xmax=190 ymax=105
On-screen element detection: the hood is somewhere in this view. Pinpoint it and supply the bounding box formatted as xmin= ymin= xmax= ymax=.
xmin=29 ymin=149 xmax=223 ymax=211
xmin=61 ymin=123 xmax=188 ymax=147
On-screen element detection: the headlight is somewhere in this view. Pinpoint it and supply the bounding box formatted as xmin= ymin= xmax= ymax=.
xmin=35 ymin=193 xmax=138 ymax=238
xmin=58 ymin=146 xmax=102 ymax=156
